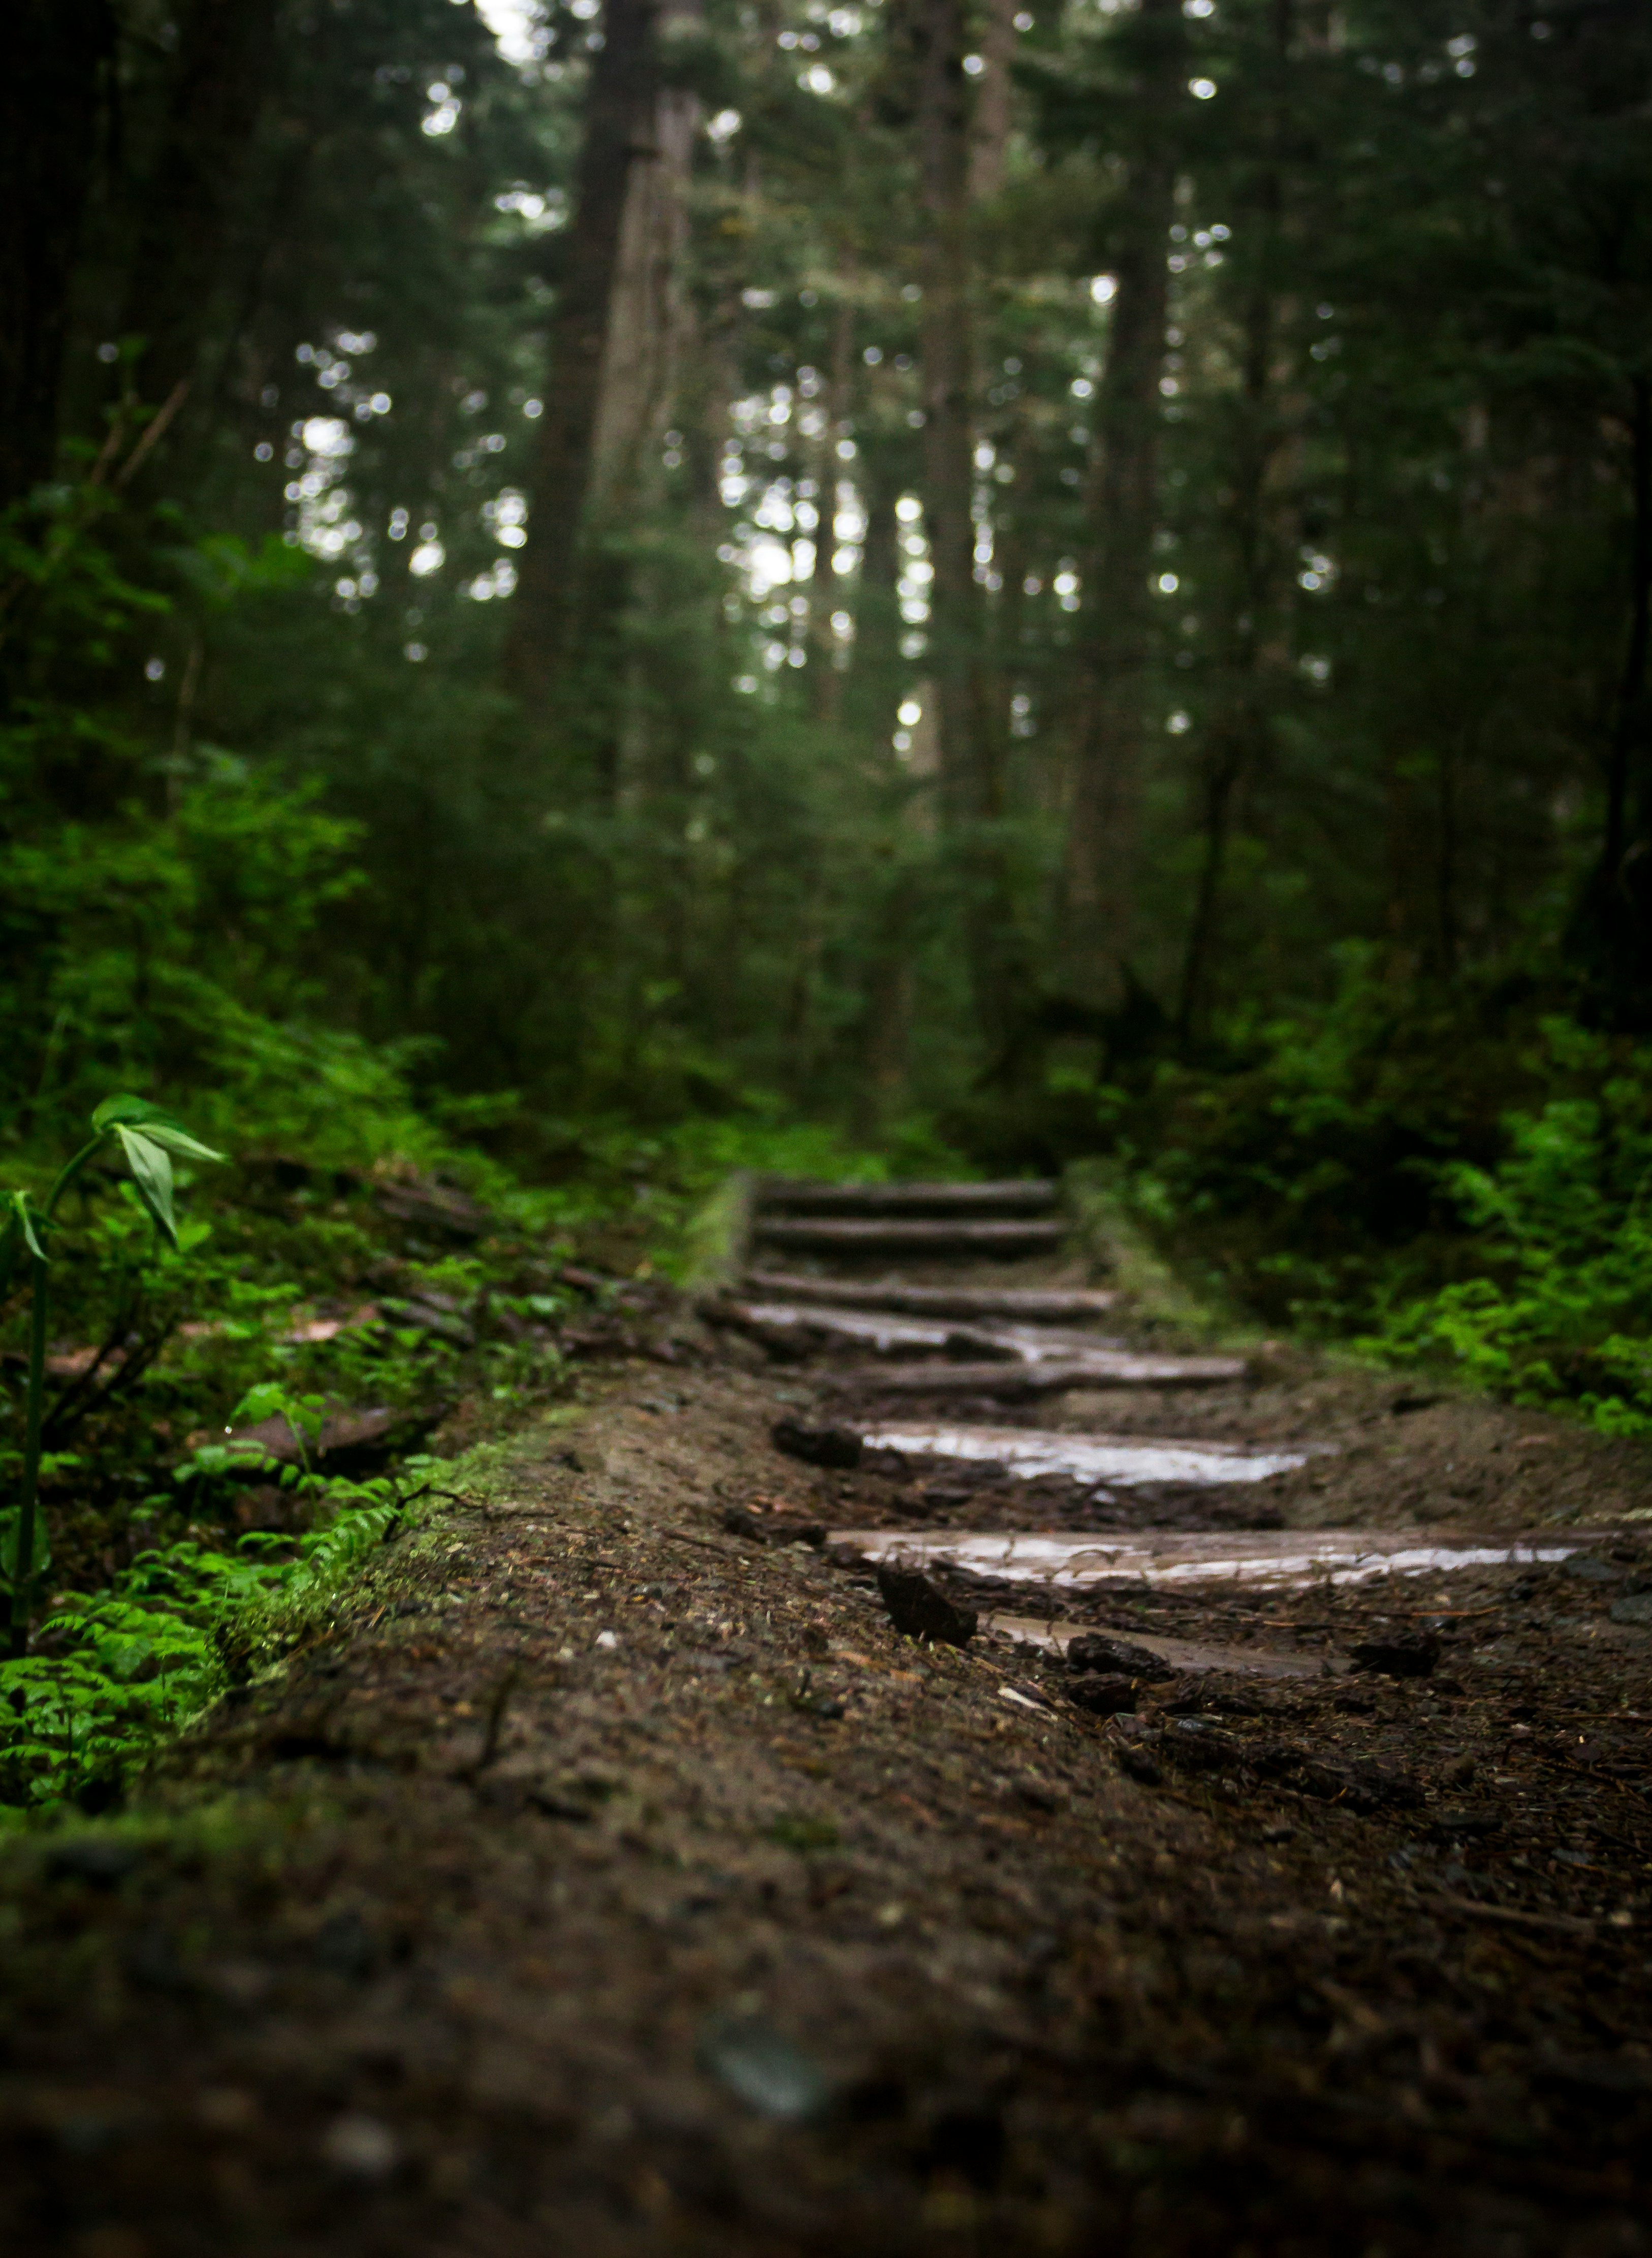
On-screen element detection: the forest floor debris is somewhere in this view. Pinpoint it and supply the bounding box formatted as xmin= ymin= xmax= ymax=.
xmin=0 ymin=1189 xmax=1648 ymax=2253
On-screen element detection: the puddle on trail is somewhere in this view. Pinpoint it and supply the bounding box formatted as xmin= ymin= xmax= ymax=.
xmin=835 ymin=1527 xmax=1582 ymax=1592
xmin=860 ymin=1423 xmax=1323 ymax=1487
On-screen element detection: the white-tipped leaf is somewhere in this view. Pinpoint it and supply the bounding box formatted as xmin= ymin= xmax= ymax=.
xmin=134 ymin=1121 xmax=225 ymax=1163
xmin=114 ymin=1126 xmax=179 ymax=1246
xmin=92 ymin=1093 xmax=224 ymax=1164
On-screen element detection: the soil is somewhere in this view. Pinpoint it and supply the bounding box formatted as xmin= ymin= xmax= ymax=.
xmin=1 ymin=1236 xmax=1649 ymax=2257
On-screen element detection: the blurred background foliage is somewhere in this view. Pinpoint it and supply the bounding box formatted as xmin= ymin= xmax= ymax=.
xmin=4 ymin=0 xmax=1652 ymax=1466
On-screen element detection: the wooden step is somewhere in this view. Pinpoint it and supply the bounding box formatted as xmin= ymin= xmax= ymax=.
xmin=708 ymin=1299 xmax=1124 ymax=1363
xmin=819 ymin=1351 xmax=1248 ymax=1397
xmin=744 ymin=1271 xmax=1118 ymax=1322
xmin=751 ymin=1217 xmax=1066 ymax=1257
xmin=856 ymin=1422 xmax=1321 ymax=1486
xmin=757 ymin=1178 xmax=1058 ymax=1217
xmin=830 ymin=1527 xmax=1584 ymax=1593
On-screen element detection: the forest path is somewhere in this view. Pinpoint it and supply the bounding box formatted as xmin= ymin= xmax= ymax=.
xmin=3 ymin=1179 xmax=1650 ymax=2256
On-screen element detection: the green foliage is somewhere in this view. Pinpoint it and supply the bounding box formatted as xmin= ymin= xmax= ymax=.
xmin=0 ymin=1487 xmax=402 ymax=1811
xmin=1110 ymin=981 xmax=1652 ymax=1432
xmin=1358 ymin=1027 xmax=1652 ymax=1434
xmin=1108 ymin=948 xmax=1523 ymax=1331
xmin=3 ymin=1092 xmax=225 ymax=1658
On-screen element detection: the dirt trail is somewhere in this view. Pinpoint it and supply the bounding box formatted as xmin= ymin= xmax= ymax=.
xmin=2 ymin=1177 xmax=1650 ymax=2256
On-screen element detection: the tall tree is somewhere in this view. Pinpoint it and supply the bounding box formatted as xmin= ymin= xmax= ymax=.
xmin=1060 ymin=0 xmax=1182 ymax=1011
xmin=116 ymin=0 xmax=282 ymax=421
xmin=504 ymin=0 xmax=663 ymax=709
xmin=967 ymin=0 xmax=1018 ymax=202
xmin=915 ymin=0 xmax=1023 ymax=1056
xmin=588 ymin=4 xmax=702 ymax=516
xmin=1174 ymin=0 xmax=1295 ymax=1039
xmin=0 ymin=1 xmax=112 ymax=511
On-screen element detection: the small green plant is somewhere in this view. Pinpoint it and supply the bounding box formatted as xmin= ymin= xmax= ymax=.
xmin=227 ymin=1379 xmax=329 ymax=1471
xmin=2 ymin=1095 xmax=223 ymax=1657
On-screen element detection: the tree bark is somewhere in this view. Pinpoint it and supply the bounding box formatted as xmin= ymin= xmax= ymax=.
xmin=589 ymin=37 xmax=700 ymax=517
xmin=503 ymin=0 xmax=663 ymax=708
xmin=1061 ymin=0 xmax=1181 ymax=1010
xmin=847 ymin=451 xmax=904 ymax=741
xmin=1174 ymin=10 xmax=1287 ymax=1041
xmin=808 ymin=300 xmax=855 ymax=721
xmin=917 ymin=0 xmax=1024 ymax=1056
xmin=917 ymin=0 xmax=981 ymax=833
xmin=1605 ymin=375 xmax=1652 ymax=899
xmin=116 ymin=0 xmax=282 ymax=417
xmin=967 ymin=0 xmax=1018 ymax=201
xmin=0 ymin=1 xmax=112 ymax=511
xmin=1565 ymin=372 xmax=1652 ymax=1015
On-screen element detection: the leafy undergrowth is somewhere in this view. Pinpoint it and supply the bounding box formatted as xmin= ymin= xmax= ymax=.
xmin=1353 ymin=1029 xmax=1652 ymax=1434
xmin=0 ymin=1084 xmax=952 ymax=1817
xmin=0 ymin=1482 xmax=403 ymax=1819
xmin=1100 ymin=958 xmax=1652 ymax=1436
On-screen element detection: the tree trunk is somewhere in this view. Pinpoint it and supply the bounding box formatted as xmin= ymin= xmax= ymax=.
xmin=0 ymin=1 xmax=112 ymax=511
xmin=847 ymin=453 xmax=904 ymax=740
xmin=1174 ymin=17 xmax=1285 ymax=1041
xmin=1605 ymin=375 xmax=1652 ymax=899
xmin=1061 ymin=0 xmax=1181 ymax=1010
xmin=1565 ymin=375 xmax=1652 ymax=1019
xmin=917 ymin=0 xmax=1024 ymax=1057
xmin=589 ymin=44 xmax=700 ymax=517
xmin=967 ymin=0 xmax=1018 ymax=201
xmin=116 ymin=0 xmax=281 ymax=417
xmin=856 ymin=877 xmax=916 ymax=1134
xmin=1176 ymin=730 xmax=1242 ymax=1040
xmin=917 ymin=0 xmax=980 ymax=834
xmin=809 ymin=300 xmax=855 ymax=721
xmin=503 ymin=0 xmax=662 ymax=709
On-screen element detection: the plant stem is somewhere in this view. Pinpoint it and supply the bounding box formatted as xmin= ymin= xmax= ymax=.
xmin=9 ymin=1252 xmax=49 ymax=1659
xmin=3 ymin=1131 xmax=103 ymax=1658
xmin=45 ymin=1134 xmax=107 ymax=1220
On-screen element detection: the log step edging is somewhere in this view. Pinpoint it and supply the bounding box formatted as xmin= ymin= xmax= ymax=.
xmin=743 ymin=1272 xmax=1118 ymax=1321
xmin=752 ymin=1218 xmax=1066 ymax=1255
xmin=708 ymin=1299 xmax=1127 ymax=1365
xmin=818 ymin=1353 xmax=1249 ymax=1396
xmin=756 ymin=1178 xmax=1058 ymax=1217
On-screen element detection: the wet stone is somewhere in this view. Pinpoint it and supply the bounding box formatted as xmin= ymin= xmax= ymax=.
xmin=772 ymin=1416 xmax=863 ymax=1470
xmin=698 ymin=2013 xmax=832 ymax=2122
xmin=1066 ymin=1632 xmax=1179 ymax=1681
xmin=875 ymin=1563 xmax=978 ymax=1646
xmin=1565 ymin=1555 xmax=1624 ymax=1584
xmin=1349 ymin=1629 xmax=1442 ymax=1678
xmin=1066 ymin=1672 xmax=1137 ymax=1716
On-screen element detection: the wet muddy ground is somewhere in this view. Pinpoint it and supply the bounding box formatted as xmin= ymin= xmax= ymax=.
xmin=1 ymin=1200 xmax=1648 ymax=2256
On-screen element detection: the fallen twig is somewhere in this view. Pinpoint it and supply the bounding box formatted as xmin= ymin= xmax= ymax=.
xmin=1415 ymin=1890 xmax=1597 ymax=1939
